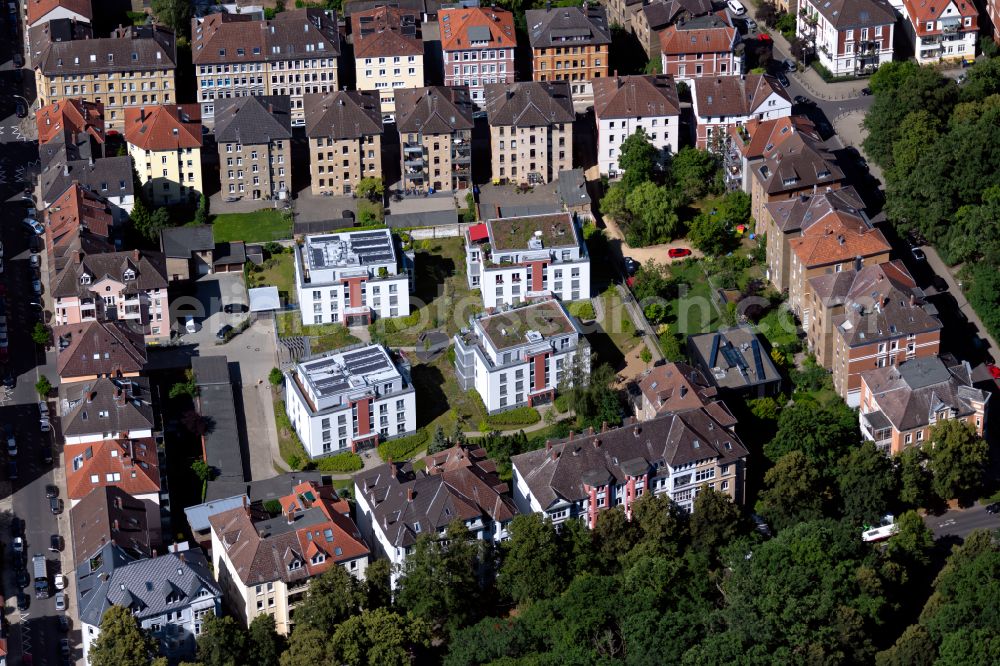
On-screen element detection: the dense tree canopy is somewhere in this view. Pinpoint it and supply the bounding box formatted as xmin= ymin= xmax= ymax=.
xmin=89 ymin=606 xmax=158 ymax=666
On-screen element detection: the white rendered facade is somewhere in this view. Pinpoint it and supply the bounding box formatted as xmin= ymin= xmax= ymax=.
xmin=453 ymin=299 xmax=590 ymax=413
xmin=465 ymin=213 xmax=591 ymax=309
xmin=598 ymin=115 xmax=680 ymax=178
xmin=294 ymin=230 xmax=414 ymax=326
xmin=284 ymin=344 xmax=417 ymax=457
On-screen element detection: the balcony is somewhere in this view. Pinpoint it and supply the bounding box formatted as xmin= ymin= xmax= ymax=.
xmin=860 ymin=411 xmax=893 ymax=452
xmin=856 ymin=41 xmax=879 ymax=55
xmin=403 ymin=154 xmax=425 ymax=168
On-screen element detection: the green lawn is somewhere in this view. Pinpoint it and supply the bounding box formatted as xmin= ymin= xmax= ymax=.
xmin=251 ymin=251 xmax=296 ymax=303
xmin=212 ymin=209 xmax=292 ymax=243
xmin=666 ymin=260 xmax=723 ymax=336
xmin=275 ymin=311 xmax=361 ymax=354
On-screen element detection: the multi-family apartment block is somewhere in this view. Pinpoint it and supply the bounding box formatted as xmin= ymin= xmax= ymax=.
xmin=214 ymin=96 xmax=292 ymax=201
xmin=633 ymin=0 xmax=714 ymax=58
xmin=60 ymin=376 xmax=155 ymax=445
xmin=285 ymin=345 xmax=417 ymax=457
xmin=395 ymin=85 xmax=475 ymax=193
xmin=50 ymin=249 xmax=170 ymax=343
xmin=454 ymin=298 xmax=590 ymax=413
xmin=124 ymin=104 xmax=203 ymax=206
xmin=209 ymin=481 xmax=369 ymax=634
xmin=633 ymin=361 xmax=721 ymax=421
xmin=464 ymin=213 xmax=591 ymax=308
xmin=33 ymin=23 xmax=177 ymax=131
xmin=527 ymin=5 xmax=611 ymax=99
xmin=659 ymin=13 xmax=741 ymax=82
xmin=36 ymin=97 xmax=104 ymax=162
xmin=38 ymin=151 xmax=135 ymax=223
xmin=722 ymin=115 xmax=818 ymax=194
xmin=191 ymin=9 xmax=341 ymax=127
xmin=440 ymin=6 xmax=517 ymax=106
xmin=797 ymin=0 xmax=896 ymax=77
xmin=691 ymin=74 xmax=791 ymax=151
xmin=64 ymin=434 xmax=162 ymax=508
xmin=303 ymin=90 xmax=383 ymax=196
xmin=354 ymin=445 xmax=518 ymax=582
xmin=44 ymin=183 xmax=115 ymax=273
xmin=512 ymin=409 xmax=750 ymax=520
xmin=69 ymin=486 xmax=162 ymax=567
xmin=54 ymin=320 xmax=146 ymax=383
xmin=483 ymin=81 xmax=574 ymax=185
xmin=352 ymin=6 xmax=424 ymax=120
xmin=860 ymin=355 xmax=988 ymax=454
xmin=594 ymin=74 xmax=681 ymax=177
xmin=687 ymin=326 xmax=783 ymax=398
xmin=293 ymin=229 xmax=414 ymax=326
xmin=895 ymin=0 xmax=977 ymax=65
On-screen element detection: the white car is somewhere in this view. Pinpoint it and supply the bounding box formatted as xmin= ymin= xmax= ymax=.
xmin=13 ymin=536 xmax=23 ymax=553
xmin=55 ymin=573 xmax=66 ymax=590
xmin=55 ymin=591 xmax=66 ymax=611
xmin=40 ymin=418 xmax=51 ymax=432
xmin=29 ymin=254 xmax=40 ymax=269
xmin=39 ymin=401 xmax=49 ymax=418
xmin=727 ymin=0 xmax=746 ymax=14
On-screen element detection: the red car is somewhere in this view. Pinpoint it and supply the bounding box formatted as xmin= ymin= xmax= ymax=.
xmin=668 ymin=248 xmax=692 ymax=259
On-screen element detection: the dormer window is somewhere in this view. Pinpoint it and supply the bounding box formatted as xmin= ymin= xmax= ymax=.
xmin=288 ymin=559 xmax=302 ymax=571
xmin=80 ymin=274 xmax=92 ymax=285
xmin=413 ymin=522 xmax=421 ymax=534
xmin=311 ymin=553 xmax=325 ymax=565
xmin=123 ymin=269 xmax=136 ymax=281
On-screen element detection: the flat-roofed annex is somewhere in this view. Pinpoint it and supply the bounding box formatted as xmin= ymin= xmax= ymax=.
xmin=485 ymin=213 xmax=579 ymax=252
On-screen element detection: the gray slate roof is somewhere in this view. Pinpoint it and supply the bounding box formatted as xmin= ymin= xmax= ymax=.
xmin=483 ymin=81 xmax=575 ymax=127
xmin=395 ymin=86 xmax=474 ymax=134
xmin=526 ymin=5 xmax=611 ymax=49
xmin=557 ymin=168 xmax=591 ymax=209
xmin=512 ymin=409 xmax=749 ymax=510
xmin=807 ymin=0 xmax=896 ymax=29
xmin=35 ymin=24 xmax=177 ymax=76
xmin=39 ymin=155 xmax=134 ymax=206
xmin=61 ymin=376 xmax=155 ymax=437
xmin=642 ymin=0 xmax=714 ymax=29
xmin=185 ymin=495 xmax=248 ymax=534
xmin=160 ymin=225 xmax=215 ymax=258
xmin=303 ymin=90 xmax=383 ymax=140
xmin=77 ymin=549 xmax=220 ymax=627
xmin=213 ymin=96 xmax=292 ymax=145
xmin=51 ymin=249 xmax=168 ymax=300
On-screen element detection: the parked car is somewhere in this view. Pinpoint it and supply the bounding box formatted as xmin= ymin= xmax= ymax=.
xmin=17 ymin=592 xmax=29 ymax=612
xmin=623 ymin=256 xmax=639 ymax=276
xmin=911 ymin=247 xmax=927 ymax=262
xmin=50 ymin=497 xmax=63 ymax=514
xmin=15 ymin=99 xmax=27 ymax=119
xmin=986 ymin=502 xmax=1000 ymax=514
xmin=727 ymin=0 xmax=746 ymax=14
xmin=793 ymin=95 xmax=814 ymax=106
xmin=9 ymin=516 xmax=21 ymax=538
xmin=39 ymin=401 xmax=49 ymax=418
xmin=223 ymin=303 xmax=248 ymax=314
xmin=49 ymin=534 xmax=64 ymax=552
xmin=668 ymin=248 xmax=693 ymax=259
xmin=8 ymin=460 xmax=18 ymax=479
xmin=860 ymin=87 xmax=872 ymax=96
xmin=55 ymin=591 xmax=66 ymax=611
xmin=29 ymin=254 xmax=40 ymax=269
xmin=23 ymin=218 xmax=43 ymax=235
xmin=216 ymin=324 xmax=234 ymax=340
xmin=12 ymin=52 xmax=22 ymax=68
xmin=16 ymin=568 xmax=29 ymax=589
xmin=13 ymin=536 xmax=23 ymax=553
xmin=32 ymin=278 xmax=42 ymax=295
xmin=55 ymin=573 xmax=66 ymax=590
xmin=776 ymin=72 xmax=790 ymax=88
xmin=40 ymin=418 xmax=51 ymax=432
xmin=931 ymin=275 xmax=948 ymax=292
xmin=59 ymin=615 xmax=69 ymax=632
xmin=45 ymin=484 xmax=58 ymax=499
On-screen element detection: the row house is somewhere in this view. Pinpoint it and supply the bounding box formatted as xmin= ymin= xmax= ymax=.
xmin=483 ymin=81 xmax=575 ymax=185
xmin=60 ymin=375 xmax=155 ymax=445
xmin=65 ymin=434 xmax=161 ymax=509
xmin=603 ymin=0 xmax=645 ymax=31
xmin=38 ymin=151 xmax=135 ymax=223
xmin=79 ymin=549 xmax=220 ymax=665
xmin=214 ymin=96 xmax=292 ymax=201
xmin=50 ymin=249 xmax=170 ymax=344
xmin=440 ymin=6 xmax=517 ymax=107
xmin=633 ymin=361 xmax=722 ymax=421
xmin=352 ymin=6 xmax=424 ymax=120
xmin=191 ymin=9 xmax=341 ymax=127
xmin=69 ymin=485 xmax=161 ymax=568
xmin=44 ymin=183 xmax=115 ymax=274
xmin=32 ymin=23 xmax=177 ymax=131
xmin=25 ymin=0 xmax=91 ymax=29
xmin=124 ymin=104 xmax=204 ymax=206
xmin=464 ymin=212 xmax=591 ymax=308
xmin=303 ymin=90 xmax=384 ymax=197
xmin=284 ymin=344 xmax=417 ymax=457
xmin=293 ymin=229 xmax=414 ymax=326
xmin=512 ymin=409 xmax=750 ymax=521
xmin=797 ymin=0 xmax=896 ymax=77
xmin=527 ymin=5 xmax=611 ymax=99
xmin=54 ymin=320 xmax=146 ymax=384
xmin=724 ymin=115 xmax=817 ymax=197
xmin=37 ymin=97 xmax=105 ymax=162
xmin=633 ymin=0 xmax=714 ymax=58
xmin=691 ymin=74 xmax=791 ymax=151
xmin=687 ymin=326 xmax=783 ymax=399
xmin=749 ymin=124 xmax=846 ymax=227
xmin=895 ymin=0 xmax=978 ymax=64
xmin=860 ymin=355 xmax=988 ymax=454
xmin=786 ymin=202 xmax=891 ymax=330
xmin=354 ymin=445 xmax=517 ymax=584
xmin=209 ymin=481 xmax=369 ymax=634
xmin=659 ymin=13 xmax=741 ymax=82
xmin=395 ymin=86 xmax=475 ymax=193
xmin=453 ymin=298 xmax=590 ymax=413
xmin=810 ymin=261 xmax=943 ymax=404
xmin=594 ymin=74 xmax=681 ymax=178
xmin=761 ymin=183 xmax=866 ymax=293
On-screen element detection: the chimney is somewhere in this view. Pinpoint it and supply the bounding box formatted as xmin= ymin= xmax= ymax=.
xmin=546 ymin=439 xmax=552 ymax=450
xmin=179 ymin=552 xmax=185 ymax=564
xmin=568 ymin=430 xmax=575 ymax=440
xmin=633 ymin=426 xmax=641 ymax=437
xmin=173 ymin=542 xmax=178 ymax=553
xmin=550 ymin=448 xmax=559 ymax=461
xmin=587 ymin=426 xmax=594 ymax=436
xmin=593 ymin=438 xmax=601 ymax=449
xmin=286 ymin=505 xmax=295 ymax=524
xmin=112 ymin=519 xmax=120 ymax=530
xmin=406 ymin=487 xmax=414 ymax=502
xmin=601 ymin=421 xmax=608 ymax=433
xmin=242 ymin=495 xmax=248 ymax=509
xmin=389 ymin=461 xmax=397 ymax=479
xmin=909 ymin=293 xmax=915 ymax=306
xmin=63 ymin=163 xmax=70 ymax=176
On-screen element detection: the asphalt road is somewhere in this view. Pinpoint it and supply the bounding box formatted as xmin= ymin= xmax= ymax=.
xmin=923 ymin=503 xmax=1000 ymax=541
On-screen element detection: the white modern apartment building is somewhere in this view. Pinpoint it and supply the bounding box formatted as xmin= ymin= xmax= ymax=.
xmin=453 ymin=299 xmax=589 ymax=413
xmin=294 ymin=229 xmax=414 ymax=326
xmin=593 ymin=74 xmax=681 ymax=178
xmin=284 ymin=344 xmax=417 ymax=457
xmin=465 ymin=213 xmax=590 ymax=309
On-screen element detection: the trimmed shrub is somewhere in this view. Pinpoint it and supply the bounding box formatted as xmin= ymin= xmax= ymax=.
xmin=480 ymin=406 xmax=541 ymax=431
xmin=316 ymin=451 xmax=364 ymax=473
xmin=377 ymin=429 xmax=429 ymax=461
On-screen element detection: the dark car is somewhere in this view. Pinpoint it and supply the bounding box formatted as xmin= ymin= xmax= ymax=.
xmin=17 ymin=592 xmax=29 ymax=612
xmin=622 ymin=256 xmax=639 ymax=276
xmin=49 ymin=534 xmax=64 ymax=552
xmin=45 ymin=484 xmax=59 ymax=499
xmin=223 ymin=303 xmax=248 ymax=314
xmin=911 ymin=247 xmax=927 ymax=262
xmin=15 ymin=99 xmax=27 ymax=119
xmin=931 ymin=275 xmax=948 ymax=292
xmin=13 ymin=52 xmax=23 ymax=68
xmin=59 ymin=615 xmax=70 ymax=632
xmin=793 ymin=95 xmax=814 ymax=106
xmin=8 ymin=460 xmax=17 ymax=480
xmin=16 ymin=568 xmax=29 ymax=589
xmin=783 ymin=58 xmax=797 ymax=72
xmin=776 ymin=72 xmax=790 ymax=88
xmin=861 ymin=87 xmax=872 ymax=96
xmin=986 ymin=502 xmax=1000 ymax=514
xmin=9 ymin=515 xmax=20 ymax=538
xmin=216 ymin=324 xmax=234 ymax=340
xmin=3 ymin=371 xmax=15 ymax=389
xmin=50 ymin=497 xmax=63 ymax=514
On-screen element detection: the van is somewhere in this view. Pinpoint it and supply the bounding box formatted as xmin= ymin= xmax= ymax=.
xmin=727 ymin=0 xmax=746 ymax=14
xmin=33 ymin=554 xmax=49 ymax=599
xmin=185 ymin=316 xmax=197 ymax=334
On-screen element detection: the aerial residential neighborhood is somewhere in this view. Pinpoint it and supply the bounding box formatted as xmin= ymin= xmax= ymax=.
xmin=0 ymin=0 xmax=999 ymax=664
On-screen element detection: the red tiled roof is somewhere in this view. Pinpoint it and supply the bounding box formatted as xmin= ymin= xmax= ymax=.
xmin=123 ymin=105 xmax=203 ymax=152
xmin=37 ymin=98 xmax=104 ymax=146
xmin=731 ymin=115 xmax=820 ymax=159
xmin=901 ymin=0 xmax=977 ymax=35
xmin=45 ymin=183 xmax=114 ymax=262
xmin=26 ymin=0 xmax=92 ymax=25
xmin=789 ymin=215 xmax=890 ymax=267
xmin=439 ymin=6 xmax=516 ymax=52
xmin=659 ymin=13 xmax=736 ymax=55
xmin=64 ymin=437 xmax=161 ymax=501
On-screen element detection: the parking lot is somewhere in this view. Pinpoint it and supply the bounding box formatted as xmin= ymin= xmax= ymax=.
xmin=169 ymin=273 xmax=250 ymax=346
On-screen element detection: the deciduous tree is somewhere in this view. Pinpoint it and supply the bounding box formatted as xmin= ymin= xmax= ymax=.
xmin=617 ymin=128 xmax=658 ymax=190
xmin=331 ymin=608 xmax=431 ymax=666
xmin=89 ymin=605 xmax=158 ymax=666
xmin=197 ymin=612 xmax=247 ymax=666
xmin=755 ymin=451 xmax=827 ymax=531
xmin=690 ymin=487 xmax=744 ymax=560
xmin=926 ymin=420 xmax=989 ymax=500
xmin=499 ymin=514 xmax=565 ymax=605
xmin=836 ymin=440 xmax=899 ymax=525
xmin=248 ymin=614 xmax=286 ymax=666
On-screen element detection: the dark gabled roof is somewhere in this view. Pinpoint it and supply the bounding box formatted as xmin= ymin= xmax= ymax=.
xmin=191 ymin=9 xmax=341 ymax=65
xmin=214 ymin=96 xmax=292 ymax=145
xmin=642 ymin=0 xmax=714 ymax=29
xmin=512 ymin=409 xmax=749 ymax=509
xmin=753 ymin=129 xmax=846 ymax=196
xmin=354 ymin=445 xmax=517 ymax=549
xmin=395 ymin=86 xmax=474 ymax=134
xmin=352 ymin=6 xmax=423 ymax=58
xmin=636 ymin=361 xmax=721 ymax=415
xmin=807 ymin=0 xmax=896 ymax=29
xmin=526 ymin=5 xmax=612 ymax=49
xmin=764 ymin=186 xmax=866 ymax=234
xmin=303 ymin=91 xmax=383 ymax=140
xmin=693 ymin=74 xmax=790 ymax=119
xmin=557 ymin=168 xmax=590 ymax=208
xmin=35 ymin=24 xmax=177 ymax=76
xmin=593 ymin=74 xmax=681 ymax=119
xmin=160 ymin=225 xmax=215 ymax=258
xmin=61 ymin=376 xmax=155 ymax=437
xmin=483 ymin=81 xmax=575 ymax=128
xmin=69 ymin=486 xmax=160 ymax=567
xmin=55 ymin=320 xmax=147 ymax=378
xmin=39 ymin=155 xmax=134 ymax=206
xmin=51 ymin=249 xmax=168 ymax=300
xmin=193 ymin=356 xmax=249 ymax=487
